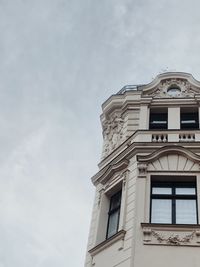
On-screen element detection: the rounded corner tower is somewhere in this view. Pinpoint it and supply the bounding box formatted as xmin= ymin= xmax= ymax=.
xmin=85 ymin=72 xmax=200 ymax=267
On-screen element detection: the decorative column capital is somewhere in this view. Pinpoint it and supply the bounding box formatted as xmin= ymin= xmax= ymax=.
xmin=137 ymin=163 xmax=148 ymax=178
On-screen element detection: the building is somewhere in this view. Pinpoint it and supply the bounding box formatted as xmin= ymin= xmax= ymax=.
xmin=85 ymin=72 xmax=200 ymax=267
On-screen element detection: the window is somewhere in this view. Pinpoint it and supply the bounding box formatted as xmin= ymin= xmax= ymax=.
xmin=106 ymin=190 xmax=122 ymax=239
xmin=180 ymin=107 xmax=199 ymax=129
xmin=167 ymin=85 xmax=181 ymax=97
xmin=151 ymin=180 xmax=198 ymax=224
xmin=149 ymin=108 xmax=168 ymax=130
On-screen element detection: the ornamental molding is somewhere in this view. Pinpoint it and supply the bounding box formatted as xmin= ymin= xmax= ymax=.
xmin=141 ymin=72 xmax=200 ymax=98
xmin=141 ymin=223 xmax=200 ymax=246
xmin=142 ymin=78 xmax=199 ymax=98
xmin=151 ymin=230 xmax=195 ymax=245
xmin=91 ymin=159 xmax=129 ymax=186
xmin=137 ymin=145 xmax=200 ymax=165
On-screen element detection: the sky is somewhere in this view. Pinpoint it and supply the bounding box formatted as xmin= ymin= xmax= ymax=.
xmin=1 ymin=0 xmax=200 ymax=266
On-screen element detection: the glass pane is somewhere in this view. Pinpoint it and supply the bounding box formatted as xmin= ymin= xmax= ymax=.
xmin=107 ymin=211 xmax=119 ymax=238
xmin=151 ymin=199 xmax=171 ymax=223
xmin=176 ymin=187 xmax=196 ymax=195
xmin=110 ymin=191 xmax=121 ymax=211
xmin=152 ymin=187 xmax=172 ymax=195
xmin=176 ymin=200 xmax=197 ymax=224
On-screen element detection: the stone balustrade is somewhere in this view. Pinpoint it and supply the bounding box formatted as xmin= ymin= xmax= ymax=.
xmin=152 ymin=133 xmax=168 ymax=142
xmin=179 ymin=133 xmax=195 ymax=142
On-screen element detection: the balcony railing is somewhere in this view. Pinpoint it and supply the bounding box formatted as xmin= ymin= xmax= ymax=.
xmin=179 ymin=133 xmax=195 ymax=142
xmin=132 ymin=130 xmax=200 ymax=143
xmin=152 ymin=133 xmax=168 ymax=142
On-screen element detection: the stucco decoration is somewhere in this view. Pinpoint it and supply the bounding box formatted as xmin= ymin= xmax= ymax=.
xmin=151 ymin=230 xmax=195 ymax=245
xmin=137 ymin=145 xmax=200 ymax=176
xmin=137 ymin=145 xmax=200 ymax=166
xmin=137 ymin=163 xmax=148 ymax=178
xmin=102 ymin=112 xmax=125 ymax=158
xmin=142 ymin=76 xmax=200 ymax=98
xmin=148 ymin=154 xmax=200 ymax=172
xmin=141 ymin=224 xmax=200 ymax=246
xmin=151 ymin=78 xmax=194 ymax=98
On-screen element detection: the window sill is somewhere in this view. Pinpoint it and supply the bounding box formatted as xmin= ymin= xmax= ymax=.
xmin=88 ymin=230 xmax=126 ymax=256
xmin=141 ymin=223 xmax=200 ymax=247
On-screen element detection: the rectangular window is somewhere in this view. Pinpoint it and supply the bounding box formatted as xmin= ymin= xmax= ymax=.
xmin=149 ymin=109 xmax=168 ymax=130
xmin=150 ymin=181 xmax=198 ymax=224
xmin=180 ymin=108 xmax=199 ymax=129
xmin=106 ymin=190 xmax=122 ymax=239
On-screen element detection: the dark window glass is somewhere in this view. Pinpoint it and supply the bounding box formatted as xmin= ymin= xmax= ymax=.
xmin=151 ymin=182 xmax=197 ymax=224
xmin=149 ymin=112 xmax=168 ymax=129
xmin=180 ymin=112 xmax=199 ymax=129
xmin=106 ymin=191 xmax=121 ymax=239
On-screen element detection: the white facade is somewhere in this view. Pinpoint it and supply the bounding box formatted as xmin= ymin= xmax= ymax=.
xmin=85 ymin=72 xmax=200 ymax=267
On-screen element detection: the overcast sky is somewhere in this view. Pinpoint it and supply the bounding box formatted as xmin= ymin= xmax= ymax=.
xmin=1 ymin=1 xmax=200 ymax=266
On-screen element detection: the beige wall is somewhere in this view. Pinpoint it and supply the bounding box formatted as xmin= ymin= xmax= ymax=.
xmin=86 ymin=153 xmax=200 ymax=267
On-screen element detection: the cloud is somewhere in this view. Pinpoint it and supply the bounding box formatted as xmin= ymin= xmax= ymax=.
xmin=0 ymin=0 xmax=200 ymax=266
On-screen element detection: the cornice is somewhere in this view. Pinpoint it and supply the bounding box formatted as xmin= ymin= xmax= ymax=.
xmin=98 ymin=129 xmax=200 ymax=169
xmin=137 ymin=145 xmax=200 ymax=164
xmin=91 ymin=159 xmax=129 ymax=186
xmin=93 ymin=141 xmax=200 ymax=186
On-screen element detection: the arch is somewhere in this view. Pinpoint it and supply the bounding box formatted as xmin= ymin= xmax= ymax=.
xmin=140 ymin=72 xmax=200 ymax=93
xmin=137 ymin=145 xmax=200 ymax=163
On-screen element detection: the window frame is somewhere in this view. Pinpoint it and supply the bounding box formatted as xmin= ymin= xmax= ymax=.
xmin=150 ymin=181 xmax=198 ymax=225
xmin=106 ymin=190 xmax=122 ymax=239
xmin=149 ymin=109 xmax=168 ymax=130
xmin=180 ymin=108 xmax=199 ymax=130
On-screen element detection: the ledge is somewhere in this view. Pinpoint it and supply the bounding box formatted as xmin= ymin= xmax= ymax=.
xmin=141 ymin=223 xmax=200 ymax=246
xmin=88 ymin=230 xmax=126 ymax=256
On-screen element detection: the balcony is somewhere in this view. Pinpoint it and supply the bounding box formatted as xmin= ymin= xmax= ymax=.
xmin=99 ymin=129 xmax=200 ymax=169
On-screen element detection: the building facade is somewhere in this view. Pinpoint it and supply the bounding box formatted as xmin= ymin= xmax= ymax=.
xmin=85 ymin=72 xmax=200 ymax=267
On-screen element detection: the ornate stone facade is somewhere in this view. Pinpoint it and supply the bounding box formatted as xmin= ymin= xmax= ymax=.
xmin=85 ymin=72 xmax=200 ymax=267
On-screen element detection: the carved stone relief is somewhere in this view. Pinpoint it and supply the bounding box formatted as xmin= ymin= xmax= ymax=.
xmin=102 ymin=112 xmax=125 ymax=158
xmin=144 ymin=78 xmax=197 ymax=98
xmin=142 ymin=225 xmax=200 ymax=246
xmin=151 ymin=230 xmax=195 ymax=245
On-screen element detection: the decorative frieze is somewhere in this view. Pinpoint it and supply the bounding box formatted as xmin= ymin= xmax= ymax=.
xmin=141 ymin=223 xmax=200 ymax=247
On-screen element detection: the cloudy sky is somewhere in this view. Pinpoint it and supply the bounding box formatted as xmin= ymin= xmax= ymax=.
xmin=1 ymin=0 xmax=200 ymax=266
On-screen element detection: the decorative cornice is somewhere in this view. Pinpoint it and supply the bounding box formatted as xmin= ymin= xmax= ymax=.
xmin=141 ymin=72 xmax=200 ymax=93
xmin=137 ymin=145 xmax=200 ymax=164
xmin=91 ymin=159 xmax=129 ymax=186
xmin=94 ymin=142 xmax=200 ymax=186
xmin=98 ymin=129 xmax=200 ymax=170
